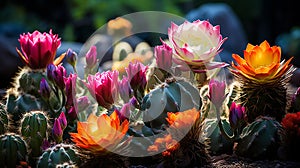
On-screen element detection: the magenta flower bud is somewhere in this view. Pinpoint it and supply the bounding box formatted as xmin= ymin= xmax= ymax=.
xmin=118 ymin=76 xmax=133 ymax=103
xmin=115 ymin=102 xmax=131 ymax=121
xmin=41 ymin=139 xmax=51 ymax=151
xmin=125 ymin=62 xmax=148 ymax=95
xmin=46 ymin=63 xmax=56 ymax=82
xmin=16 ymin=30 xmax=62 ymax=69
xmin=229 ymin=102 xmax=245 ymax=129
xmin=58 ymin=112 xmax=67 ymax=130
xmin=84 ymin=70 xmax=119 ymax=109
xmin=53 ymin=65 xmax=66 ymax=89
xmin=40 ymin=78 xmax=51 ymax=100
xmin=85 ymin=45 xmax=97 ymax=69
xmin=66 ymin=48 xmax=77 ymax=67
xmin=155 ymin=39 xmax=173 ymax=70
xmin=67 ymin=106 xmax=77 ymax=120
xmin=208 ymin=79 xmax=227 ymax=110
xmin=52 ymin=118 xmax=63 ymax=143
xmin=64 ymin=73 xmax=77 ymax=111
xmin=77 ymin=96 xmax=90 ymax=112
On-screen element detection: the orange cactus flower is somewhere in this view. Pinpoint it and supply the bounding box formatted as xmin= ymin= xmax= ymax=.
xmin=147 ymin=134 xmax=180 ymax=157
xmin=231 ymin=40 xmax=293 ymax=82
xmin=166 ymin=108 xmax=200 ymax=129
xmin=70 ymin=111 xmax=129 ymax=153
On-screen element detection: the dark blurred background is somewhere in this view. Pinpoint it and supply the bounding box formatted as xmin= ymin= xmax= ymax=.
xmin=1 ymin=0 xmax=300 ymax=94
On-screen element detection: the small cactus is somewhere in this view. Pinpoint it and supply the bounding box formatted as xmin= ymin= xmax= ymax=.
xmin=20 ymin=111 xmax=49 ymax=159
xmin=37 ymin=143 xmax=80 ymax=168
xmin=204 ymin=118 xmax=234 ymax=155
xmin=141 ymin=77 xmax=201 ymax=133
xmin=235 ymin=117 xmax=282 ymax=159
xmin=0 ymin=133 xmax=28 ymax=168
xmin=0 ymin=103 xmax=8 ymax=134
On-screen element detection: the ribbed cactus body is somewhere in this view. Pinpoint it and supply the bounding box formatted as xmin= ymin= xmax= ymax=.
xmin=204 ymin=118 xmax=233 ymax=155
xmin=141 ymin=78 xmax=201 ymax=132
xmin=20 ymin=111 xmax=49 ymax=158
xmin=235 ymin=117 xmax=282 ymax=159
xmin=6 ymin=92 xmax=42 ymax=122
xmin=37 ymin=144 xmax=79 ymax=168
xmin=12 ymin=68 xmax=45 ymax=96
xmin=0 ymin=133 xmax=28 ymax=168
xmin=0 ymin=103 xmax=8 ymax=134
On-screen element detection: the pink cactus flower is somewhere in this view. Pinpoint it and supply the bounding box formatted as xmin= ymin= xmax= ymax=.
xmin=208 ymin=79 xmax=227 ymax=110
xmin=52 ymin=118 xmax=63 ymax=143
xmin=85 ymin=45 xmax=98 ymax=69
xmin=85 ymin=70 xmax=119 ymax=109
xmin=125 ymin=62 xmax=148 ymax=94
xmin=118 ymin=76 xmax=133 ymax=103
xmin=168 ymin=20 xmax=228 ymax=72
xmin=58 ymin=112 xmax=67 ymax=130
xmin=16 ymin=30 xmax=64 ymax=69
xmin=155 ymin=40 xmax=173 ymax=70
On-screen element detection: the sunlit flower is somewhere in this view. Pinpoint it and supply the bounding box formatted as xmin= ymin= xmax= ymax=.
xmin=231 ymin=40 xmax=293 ymax=82
xmin=208 ymin=79 xmax=227 ymax=110
xmin=16 ymin=30 xmax=64 ymax=69
xmin=147 ymin=134 xmax=179 ymax=157
xmin=84 ymin=71 xmax=119 ymax=109
xmin=155 ymin=40 xmax=173 ymax=70
xmin=168 ymin=20 xmax=227 ymax=72
xmin=70 ymin=111 xmax=129 ymax=153
xmin=125 ymin=62 xmax=148 ymax=96
xmin=166 ymin=108 xmax=200 ymax=130
xmin=85 ymin=46 xmax=98 ymax=70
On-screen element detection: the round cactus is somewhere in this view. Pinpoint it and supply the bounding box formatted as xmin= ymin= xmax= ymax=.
xmin=37 ymin=143 xmax=80 ymax=168
xmin=0 ymin=133 xmax=28 ymax=168
xmin=0 ymin=103 xmax=8 ymax=134
xmin=141 ymin=77 xmax=201 ymax=133
xmin=204 ymin=118 xmax=234 ymax=155
xmin=235 ymin=117 xmax=282 ymax=159
xmin=20 ymin=111 xmax=49 ymax=159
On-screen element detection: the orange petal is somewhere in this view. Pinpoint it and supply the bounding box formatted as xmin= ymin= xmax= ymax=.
xmin=53 ymin=52 xmax=66 ymax=65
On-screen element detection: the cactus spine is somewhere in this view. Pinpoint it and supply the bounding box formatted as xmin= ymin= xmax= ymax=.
xmin=0 ymin=133 xmax=28 ymax=168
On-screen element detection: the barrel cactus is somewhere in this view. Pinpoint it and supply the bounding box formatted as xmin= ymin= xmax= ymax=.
xmin=141 ymin=77 xmax=201 ymax=133
xmin=20 ymin=111 xmax=49 ymax=159
xmin=0 ymin=133 xmax=28 ymax=168
xmin=37 ymin=143 xmax=80 ymax=168
xmin=235 ymin=117 xmax=282 ymax=159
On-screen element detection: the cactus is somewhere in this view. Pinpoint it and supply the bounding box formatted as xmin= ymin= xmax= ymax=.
xmin=235 ymin=117 xmax=282 ymax=159
xmin=20 ymin=111 xmax=49 ymax=159
xmin=37 ymin=143 xmax=80 ymax=168
xmin=0 ymin=133 xmax=28 ymax=168
xmin=0 ymin=103 xmax=8 ymax=134
xmin=141 ymin=77 xmax=201 ymax=133
xmin=204 ymin=118 xmax=234 ymax=155
xmin=6 ymin=89 xmax=42 ymax=123
xmin=56 ymin=162 xmax=78 ymax=168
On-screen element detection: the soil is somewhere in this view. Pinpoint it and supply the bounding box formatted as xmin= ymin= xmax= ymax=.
xmin=204 ymin=154 xmax=300 ymax=168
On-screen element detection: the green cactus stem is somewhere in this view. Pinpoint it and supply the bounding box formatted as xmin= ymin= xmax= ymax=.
xmin=0 ymin=103 xmax=8 ymax=134
xmin=20 ymin=111 xmax=49 ymax=160
xmin=235 ymin=117 xmax=282 ymax=159
xmin=0 ymin=133 xmax=28 ymax=168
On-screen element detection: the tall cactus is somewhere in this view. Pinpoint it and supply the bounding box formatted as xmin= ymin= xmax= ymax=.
xmin=20 ymin=111 xmax=49 ymax=160
xmin=0 ymin=133 xmax=28 ymax=168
